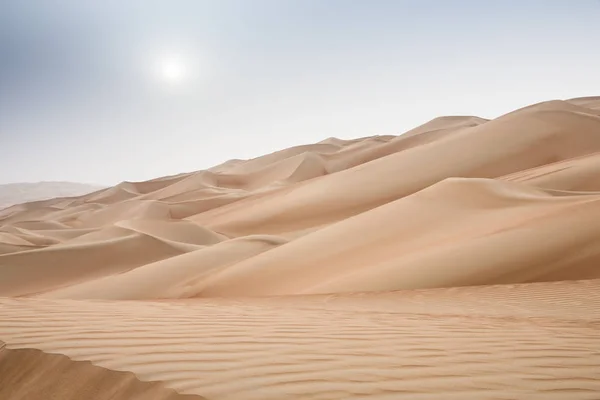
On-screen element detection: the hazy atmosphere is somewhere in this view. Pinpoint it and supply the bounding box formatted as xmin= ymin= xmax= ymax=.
xmin=3 ymin=2 xmax=600 ymax=399
xmin=1 ymin=0 xmax=599 ymax=185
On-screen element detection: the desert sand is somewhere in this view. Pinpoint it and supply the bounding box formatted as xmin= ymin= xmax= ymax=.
xmin=1 ymin=97 xmax=600 ymax=399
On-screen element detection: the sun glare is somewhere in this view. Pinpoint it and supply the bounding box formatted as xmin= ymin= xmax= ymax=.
xmin=160 ymin=58 xmax=186 ymax=83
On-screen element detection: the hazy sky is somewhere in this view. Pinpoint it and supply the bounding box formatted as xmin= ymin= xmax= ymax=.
xmin=1 ymin=0 xmax=599 ymax=185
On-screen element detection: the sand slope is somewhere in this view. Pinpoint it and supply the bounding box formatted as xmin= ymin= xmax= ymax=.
xmin=500 ymin=151 xmax=600 ymax=191
xmin=44 ymin=235 xmax=288 ymax=300
xmin=0 ymin=344 xmax=203 ymax=400
xmin=189 ymin=100 xmax=600 ymax=236
xmin=2 ymin=96 xmax=600 ymax=398
xmin=191 ymin=178 xmax=600 ymax=296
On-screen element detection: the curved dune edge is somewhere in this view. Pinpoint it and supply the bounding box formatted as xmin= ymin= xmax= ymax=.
xmin=0 ymin=344 xmax=205 ymax=400
xmin=42 ymin=235 xmax=289 ymax=300
xmin=190 ymin=177 xmax=600 ymax=297
xmin=2 ymin=279 xmax=600 ymax=400
xmin=189 ymin=100 xmax=600 ymax=236
xmin=500 ymin=151 xmax=600 ymax=191
xmin=0 ymin=231 xmax=198 ymax=297
xmin=2 ymin=97 xmax=600 ymax=299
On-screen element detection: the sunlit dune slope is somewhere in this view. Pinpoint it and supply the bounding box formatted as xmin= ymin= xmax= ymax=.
xmin=189 ymin=100 xmax=600 ymax=237
xmin=188 ymin=178 xmax=600 ymax=296
xmin=0 ymin=228 xmax=198 ymax=297
xmin=1 ymin=97 xmax=600 ymax=299
xmin=43 ymin=235 xmax=288 ymax=300
xmin=500 ymin=151 xmax=600 ymax=191
xmin=567 ymin=95 xmax=600 ymax=110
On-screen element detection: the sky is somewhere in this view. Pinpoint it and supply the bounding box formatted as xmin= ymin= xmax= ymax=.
xmin=1 ymin=0 xmax=599 ymax=185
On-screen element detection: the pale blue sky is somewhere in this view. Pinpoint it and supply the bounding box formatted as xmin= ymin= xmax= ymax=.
xmin=1 ymin=0 xmax=599 ymax=185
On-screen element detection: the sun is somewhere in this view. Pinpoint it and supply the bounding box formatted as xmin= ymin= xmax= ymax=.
xmin=159 ymin=58 xmax=186 ymax=83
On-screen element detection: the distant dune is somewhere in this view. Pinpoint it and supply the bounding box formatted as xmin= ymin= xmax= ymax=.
xmin=0 ymin=181 xmax=105 ymax=211
xmin=2 ymin=96 xmax=600 ymax=399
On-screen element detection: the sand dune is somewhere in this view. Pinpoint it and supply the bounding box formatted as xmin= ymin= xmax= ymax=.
xmin=0 ymin=229 xmax=198 ymax=296
xmin=0 ymin=230 xmax=39 ymax=246
xmin=567 ymin=96 xmax=600 ymax=110
xmin=69 ymin=200 xmax=173 ymax=228
xmin=2 ymin=96 xmax=600 ymax=398
xmin=188 ymin=100 xmax=600 ymax=237
xmin=44 ymin=235 xmax=288 ymax=300
xmin=81 ymin=185 xmax=142 ymax=205
xmin=190 ymin=178 xmax=600 ymax=296
xmin=500 ymin=151 xmax=600 ymax=191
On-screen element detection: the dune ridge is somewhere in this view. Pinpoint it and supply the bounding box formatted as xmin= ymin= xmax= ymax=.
xmin=2 ymin=96 xmax=600 ymax=399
